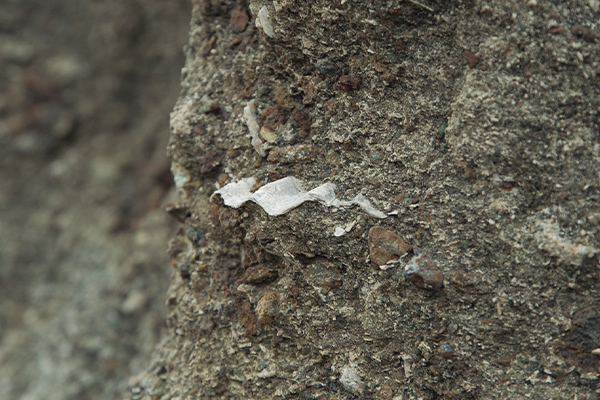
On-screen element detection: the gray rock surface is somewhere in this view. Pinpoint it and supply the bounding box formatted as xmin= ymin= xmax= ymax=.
xmin=130 ymin=0 xmax=600 ymax=398
xmin=132 ymin=0 xmax=600 ymax=398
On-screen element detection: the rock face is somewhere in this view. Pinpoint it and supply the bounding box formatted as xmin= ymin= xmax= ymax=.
xmin=132 ymin=1 xmax=600 ymax=399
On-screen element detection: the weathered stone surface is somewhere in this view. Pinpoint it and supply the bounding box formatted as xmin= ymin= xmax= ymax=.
xmin=131 ymin=1 xmax=600 ymax=399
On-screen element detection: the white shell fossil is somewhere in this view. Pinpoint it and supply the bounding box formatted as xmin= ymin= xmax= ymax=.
xmin=211 ymin=176 xmax=387 ymax=219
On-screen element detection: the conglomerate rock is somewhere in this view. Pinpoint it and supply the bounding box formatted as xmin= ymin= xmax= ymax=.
xmin=130 ymin=1 xmax=600 ymax=398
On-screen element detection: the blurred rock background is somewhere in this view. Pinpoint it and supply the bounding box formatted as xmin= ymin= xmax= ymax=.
xmin=0 ymin=1 xmax=190 ymax=399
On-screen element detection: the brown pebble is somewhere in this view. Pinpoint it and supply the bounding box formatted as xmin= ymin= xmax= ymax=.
xmin=368 ymin=227 xmax=412 ymax=269
xmin=268 ymin=169 xmax=280 ymax=181
xmin=497 ymin=357 xmax=513 ymax=366
xmin=462 ymin=50 xmax=479 ymax=68
xmin=250 ymin=179 xmax=264 ymax=192
xmin=438 ymin=342 xmax=454 ymax=358
xmin=394 ymin=41 xmax=407 ymax=51
xmin=244 ymin=264 xmax=279 ymax=285
xmin=202 ymin=35 xmax=216 ymax=56
xmin=405 ymin=252 xmax=444 ymax=290
xmin=571 ymin=24 xmax=598 ymax=43
xmin=548 ymin=26 xmax=565 ymax=35
xmin=291 ymin=108 xmax=311 ymax=132
xmin=230 ymin=6 xmax=249 ymax=33
xmin=338 ymin=75 xmax=362 ymax=92
xmin=218 ymin=173 xmax=229 ymax=186
xmin=167 ymin=237 xmax=187 ymax=265
xmin=300 ymin=76 xmax=318 ymax=105
xmin=231 ymin=37 xmax=243 ymax=47
xmin=262 ymin=105 xmax=286 ymax=130
xmin=256 ymin=290 xmax=280 ymax=325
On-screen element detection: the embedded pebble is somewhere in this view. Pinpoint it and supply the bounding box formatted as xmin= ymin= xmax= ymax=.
xmin=566 ymin=304 xmax=600 ymax=352
xmin=315 ymin=58 xmax=338 ymax=75
xmin=438 ymin=342 xmax=455 ymax=358
xmin=462 ymin=50 xmax=479 ymax=68
xmin=230 ymin=6 xmax=249 ymax=33
xmin=304 ymin=260 xmax=342 ymax=288
xmin=337 ymin=75 xmax=362 ymax=91
xmin=571 ymin=24 xmax=598 ymax=43
xmin=244 ymin=264 xmax=279 ymax=285
xmin=368 ymin=226 xmax=412 ymax=269
xmin=404 ymin=252 xmax=444 ymax=290
xmin=255 ymin=290 xmax=280 ymax=325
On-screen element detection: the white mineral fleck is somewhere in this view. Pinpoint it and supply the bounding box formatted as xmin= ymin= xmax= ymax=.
xmin=171 ymin=163 xmax=190 ymax=188
xmin=243 ymin=100 xmax=266 ymax=157
xmin=256 ymin=6 xmax=275 ymax=38
xmin=535 ymin=220 xmax=598 ymax=266
xmin=212 ymin=177 xmax=387 ymax=219
xmin=334 ymin=226 xmax=346 ymax=237
xmin=339 ymin=366 xmax=364 ymax=395
xmin=334 ymin=221 xmax=356 ymax=237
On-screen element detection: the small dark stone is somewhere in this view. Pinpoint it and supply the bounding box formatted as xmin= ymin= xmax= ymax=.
xmin=462 ymin=50 xmax=479 ymax=68
xmin=256 ymin=231 xmax=275 ymax=244
xmin=185 ymin=220 xmax=203 ymax=243
xmin=404 ymin=252 xmax=444 ymax=290
xmin=438 ymin=342 xmax=455 ymax=358
xmin=230 ymin=6 xmax=249 ymax=33
xmin=167 ymin=237 xmax=187 ymax=262
xmin=244 ymin=264 xmax=279 ymax=285
xmin=316 ymin=58 xmax=338 ymax=75
xmin=178 ymin=259 xmax=191 ymax=279
xmin=199 ymin=100 xmax=220 ymax=114
xmin=304 ymin=260 xmax=343 ymax=289
xmin=571 ymin=24 xmax=598 ymax=43
xmin=566 ymin=304 xmax=600 ymax=352
xmin=338 ymin=75 xmax=362 ymax=92
xmin=291 ymin=108 xmax=311 ymax=132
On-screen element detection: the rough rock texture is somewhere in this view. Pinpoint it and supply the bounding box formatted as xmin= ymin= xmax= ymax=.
xmin=0 ymin=1 xmax=190 ymax=399
xmin=132 ymin=0 xmax=600 ymax=399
